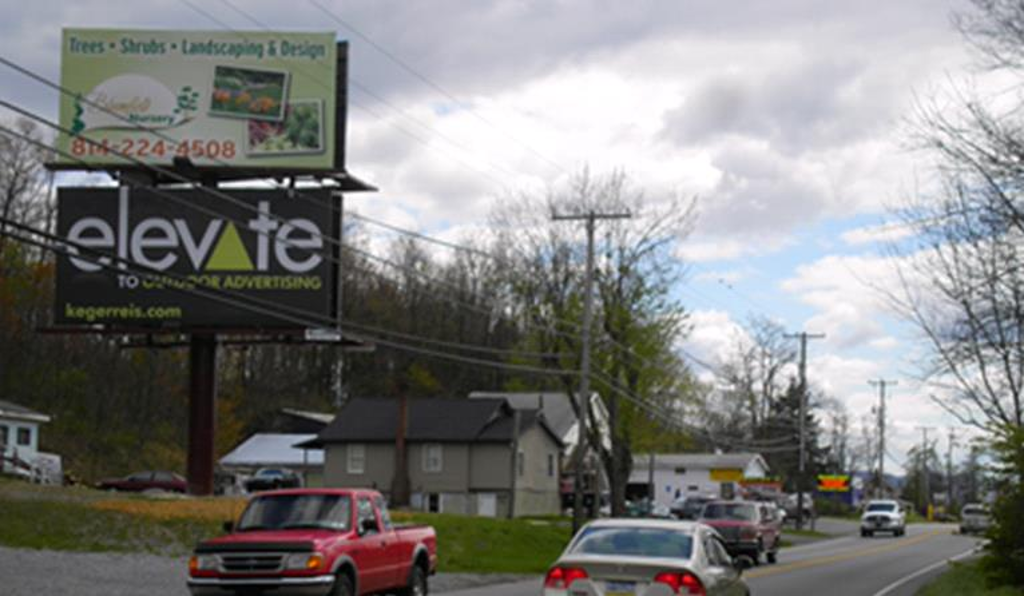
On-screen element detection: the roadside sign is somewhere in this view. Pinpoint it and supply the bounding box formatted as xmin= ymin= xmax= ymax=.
xmin=54 ymin=187 xmax=338 ymax=328
xmin=57 ymin=29 xmax=342 ymax=172
xmin=816 ymin=474 xmax=851 ymax=492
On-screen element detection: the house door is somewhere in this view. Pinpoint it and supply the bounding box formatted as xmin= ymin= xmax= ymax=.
xmin=477 ymin=493 xmax=497 ymax=517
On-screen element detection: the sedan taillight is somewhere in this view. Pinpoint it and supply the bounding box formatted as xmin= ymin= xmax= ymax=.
xmin=544 ymin=566 xmax=588 ymax=589
xmin=654 ymin=571 xmax=706 ymax=595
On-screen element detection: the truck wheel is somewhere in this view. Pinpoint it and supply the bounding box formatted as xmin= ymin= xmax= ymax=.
xmin=331 ymin=572 xmax=354 ymax=596
xmin=766 ymin=550 xmax=777 ymax=564
xmin=398 ymin=565 xmax=428 ymax=596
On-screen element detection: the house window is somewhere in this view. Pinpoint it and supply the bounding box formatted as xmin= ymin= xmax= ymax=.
xmin=517 ymin=451 xmax=525 ymax=477
xmin=347 ymin=444 xmax=365 ymax=474
xmin=423 ymin=444 xmax=443 ymax=473
xmin=547 ymin=453 xmax=555 ymax=477
xmin=16 ymin=428 xmax=30 ymax=446
xmin=0 ymin=425 xmax=7 ymax=446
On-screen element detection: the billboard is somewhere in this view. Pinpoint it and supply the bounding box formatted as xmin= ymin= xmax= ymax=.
xmin=57 ymin=29 xmax=344 ymax=172
xmin=54 ymin=187 xmax=338 ymax=328
xmin=817 ymin=474 xmax=851 ymax=492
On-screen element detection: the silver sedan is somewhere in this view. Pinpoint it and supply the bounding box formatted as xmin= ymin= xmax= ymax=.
xmin=542 ymin=519 xmax=750 ymax=596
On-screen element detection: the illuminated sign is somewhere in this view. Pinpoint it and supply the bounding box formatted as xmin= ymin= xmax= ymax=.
xmin=817 ymin=474 xmax=851 ymax=492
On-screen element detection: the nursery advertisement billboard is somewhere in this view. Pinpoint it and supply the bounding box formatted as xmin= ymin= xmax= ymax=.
xmin=57 ymin=29 xmax=341 ymax=171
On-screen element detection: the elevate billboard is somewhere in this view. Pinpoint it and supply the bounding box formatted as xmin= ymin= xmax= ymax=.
xmin=57 ymin=29 xmax=343 ymax=172
xmin=55 ymin=187 xmax=338 ymax=328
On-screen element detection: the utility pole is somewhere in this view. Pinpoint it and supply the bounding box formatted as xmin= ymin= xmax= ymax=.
xmin=868 ymin=379 xmax=897 ymax=498
xmin=785 ymin=331 xmax=825 ymax=530
xmin=916 ymin=426 xmax=935 ymax=515
xmin=553 ymin=209 xmax=631 ymax=535
xmin=946 ymin=428 xmax=958 ymax=512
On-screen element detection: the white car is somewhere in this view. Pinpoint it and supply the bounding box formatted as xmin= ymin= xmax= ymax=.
xmin=543 ymin=519 xmax=750 ymax=595
xmin=860 ymin=500 xmax=906 ymax=537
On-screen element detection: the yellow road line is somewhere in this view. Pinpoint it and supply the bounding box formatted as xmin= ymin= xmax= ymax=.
xmin=746 ymin=530 xmax=949 ymax=580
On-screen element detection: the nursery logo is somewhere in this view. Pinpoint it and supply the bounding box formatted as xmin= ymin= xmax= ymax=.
xmin=74 ymin=74 xmax=199 ymax=133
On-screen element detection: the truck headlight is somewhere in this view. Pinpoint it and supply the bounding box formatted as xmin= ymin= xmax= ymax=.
xmin=189 ymin=555 xmax=219 ymax=573
xmin=285 ymin=553 xmax=325 ymax=571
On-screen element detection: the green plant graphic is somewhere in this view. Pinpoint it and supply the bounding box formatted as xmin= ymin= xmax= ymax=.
xmin=70 ymin=97 xmax=85 ymax=135
xmin=174 ymin=86 xmax=200 ymax=117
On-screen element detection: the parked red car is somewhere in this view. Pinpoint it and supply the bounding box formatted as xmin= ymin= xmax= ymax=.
xmin=699 ymin=500 xmax=782 ymax=564
xmin=95 ymin=470 xmax=187 ymax=493
xmin=187 ymin=488 xmax=437 ymax=596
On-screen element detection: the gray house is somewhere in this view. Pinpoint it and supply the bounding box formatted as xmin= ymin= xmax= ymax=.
xmin=314 ymin=397 xmax=563 ymax=517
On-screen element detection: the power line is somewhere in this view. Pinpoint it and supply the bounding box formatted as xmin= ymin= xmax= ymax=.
xmin=305 ymin=0 xmax=570 ymax=176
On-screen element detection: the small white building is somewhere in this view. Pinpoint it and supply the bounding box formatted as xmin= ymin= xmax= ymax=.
xmin=630 ymin=453 xmax=771 ymax=507
xmin=0 ymin=399 xmax=61 ymax=484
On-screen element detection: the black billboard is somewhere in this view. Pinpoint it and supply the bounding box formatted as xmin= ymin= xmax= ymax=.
xmin=55 ymin=187 xmax=338 ymax=329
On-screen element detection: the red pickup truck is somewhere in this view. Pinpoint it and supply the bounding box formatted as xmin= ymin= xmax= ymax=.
xmin=187 ymin=488 xmax=437 ymax=596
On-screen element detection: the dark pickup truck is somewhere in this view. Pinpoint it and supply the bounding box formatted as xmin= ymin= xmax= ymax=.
xmin=187 ymin=488 xmax=437 ymax=596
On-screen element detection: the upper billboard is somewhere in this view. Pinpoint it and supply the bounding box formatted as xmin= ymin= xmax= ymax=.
xmin=57 ymin=29 xmax=342 ymax=172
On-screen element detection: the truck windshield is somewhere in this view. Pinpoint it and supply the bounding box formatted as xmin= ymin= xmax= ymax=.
xmin=701 ymin=503 xmax=757 ymax=521
xmin=237 ymin=494 xmax=351 ymax=531
xmin=866 ymin=503 xmax=896 ymax=512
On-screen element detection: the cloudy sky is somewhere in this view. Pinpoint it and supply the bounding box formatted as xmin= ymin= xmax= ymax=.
xmin=1 ymin=0 xmax=991 ymax=472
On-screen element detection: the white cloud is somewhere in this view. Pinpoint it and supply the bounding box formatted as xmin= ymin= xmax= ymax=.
xmin=841 ymin=223 xmax=914 ymax=246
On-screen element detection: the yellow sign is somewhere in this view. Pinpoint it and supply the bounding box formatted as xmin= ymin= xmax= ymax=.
xmin=710 ymin=469 xmax=744 ymax=482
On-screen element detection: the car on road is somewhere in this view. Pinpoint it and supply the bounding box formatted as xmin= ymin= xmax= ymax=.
xmin=672 ymin=494 xmax=715 ymax=520
xmin=959 ymin=503 xmax=992 ymax=535
xmin=243 ymin=467 xmax=301 ymax=492
xmin=543 ymin=518 xmax=750 ymax=596
xmin=95 ymin=470 xmax=187 ymax=493
xmin=860 ymin=499 xmax=906 ymax=537
xmin=699 ymin=500 xmax=782 ymax=565
xmin=187 ymin=488 xmax=436 ymax=596
xmin=783 ymin=492 xmax=814 ymax=524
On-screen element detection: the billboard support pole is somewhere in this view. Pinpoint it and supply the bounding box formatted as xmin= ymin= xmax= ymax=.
xmin=187 ymin=332 xmax=218 ymax=495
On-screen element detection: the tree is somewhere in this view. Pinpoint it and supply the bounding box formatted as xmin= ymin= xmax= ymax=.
xmin=760 ymin=380 xmax=831 ymax=492
xmin=888 ymin=0 xmax=1024 ymax=586
xmin=713 ymin=316 xmax=796 ymax=440
xmin=490 ymin=169 xmax=698 ymax=516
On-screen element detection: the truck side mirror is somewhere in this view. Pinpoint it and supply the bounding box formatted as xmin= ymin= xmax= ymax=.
xmin=222 ymin=521 xmax=234 ymax=533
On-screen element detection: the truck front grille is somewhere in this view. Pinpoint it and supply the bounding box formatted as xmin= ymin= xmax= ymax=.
xmin=220 ymin=553 xmax=285 ymax=573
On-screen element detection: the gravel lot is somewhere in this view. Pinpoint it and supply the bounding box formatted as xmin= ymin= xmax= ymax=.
xmin=0 ymin=546 xmax=527 ymax=596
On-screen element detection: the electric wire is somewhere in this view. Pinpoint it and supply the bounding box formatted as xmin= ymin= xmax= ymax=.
xmin=305 ymin=0 xmax=569 ymax=176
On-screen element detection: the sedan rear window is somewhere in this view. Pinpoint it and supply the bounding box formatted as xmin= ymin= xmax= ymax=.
xmin=570 ymin=527 xmax=693 ymax=559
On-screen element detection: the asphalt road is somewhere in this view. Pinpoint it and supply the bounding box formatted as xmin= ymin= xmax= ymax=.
xmin=0 ymin=522 xmax=982 ymax=596
xmin=439 ymin=523 xmax=984 ymax=596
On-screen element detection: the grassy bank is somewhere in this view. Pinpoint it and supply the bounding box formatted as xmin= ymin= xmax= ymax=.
xmin=919 ymin=560 xmax=1024 ymax=595
xmin=0 ymin=479 xmax=570 ymax=573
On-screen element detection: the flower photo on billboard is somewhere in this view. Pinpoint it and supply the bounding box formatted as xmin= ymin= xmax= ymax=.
xmin=209 ymin=65 xmax=290 ymax=121
xmin=247 ymin=99 xmax=325 ymax=156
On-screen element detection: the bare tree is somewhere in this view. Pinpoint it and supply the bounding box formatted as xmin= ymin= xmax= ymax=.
xmin=0 ymin=118 xmax=53 ymax=268
xmin=490 ymin=168 xmax=698 ymax=516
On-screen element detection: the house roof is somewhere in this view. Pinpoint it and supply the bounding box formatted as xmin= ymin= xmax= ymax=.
xmin=0 ymin=400 xmax=51 ymax=423
xmin=634 ymin=453 xmax=770 ymax=472
xmin=220 ymin=433 xmax=323 ymax=467
xmin=469 ymin=392 xmax=577 ymax=439
xmin=313 ymin=397 xmax=562 ymax=446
